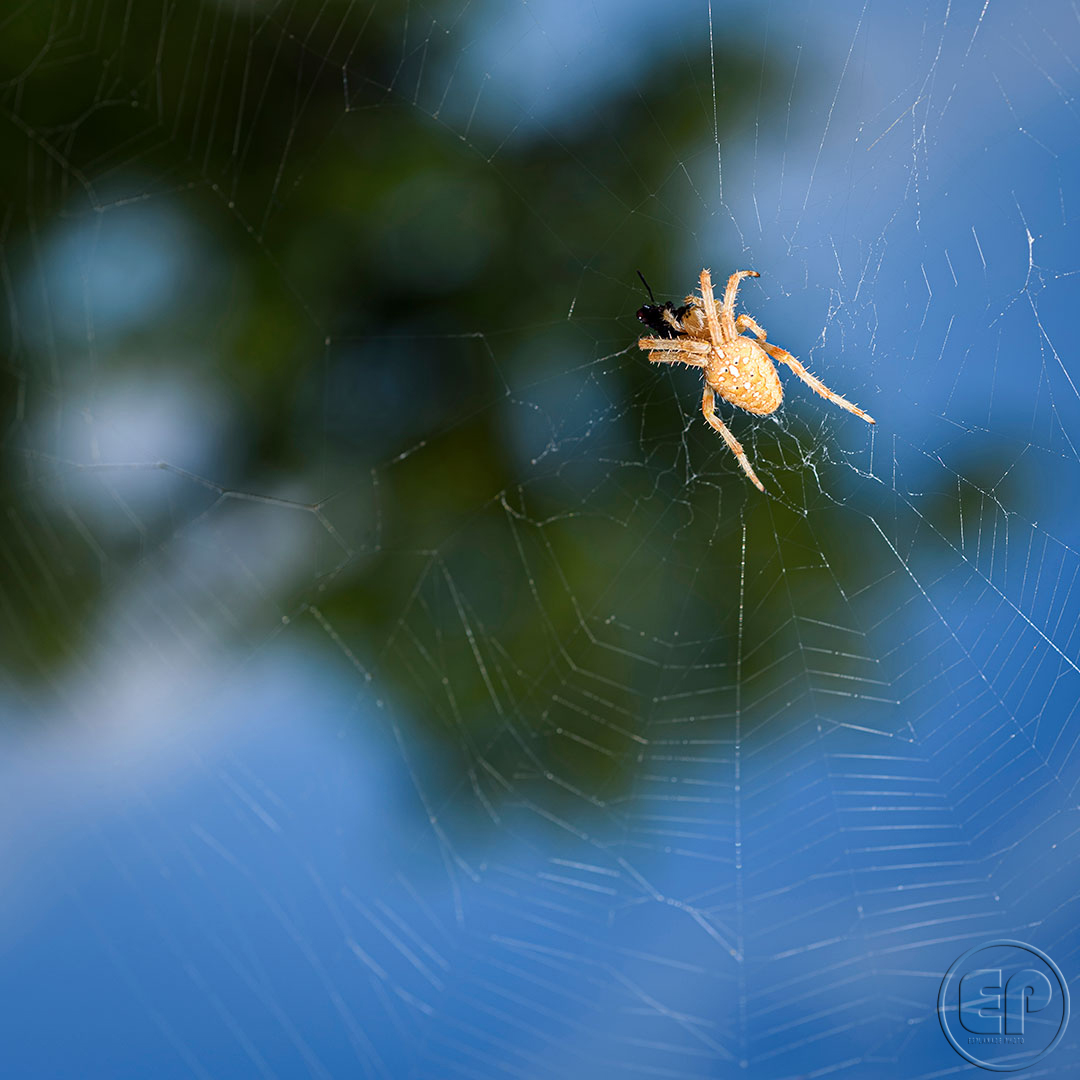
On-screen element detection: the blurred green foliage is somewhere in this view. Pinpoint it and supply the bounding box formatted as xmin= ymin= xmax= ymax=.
xmin=1 ymin=0 xmax=952 ymax=814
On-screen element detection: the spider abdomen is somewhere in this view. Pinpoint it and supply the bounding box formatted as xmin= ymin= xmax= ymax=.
xmin=707 ymin=339 xmax=783 ymax=416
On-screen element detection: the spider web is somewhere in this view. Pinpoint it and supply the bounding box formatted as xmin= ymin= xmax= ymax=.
xmin=2 ymin=1 xmax=1080 ymax=1078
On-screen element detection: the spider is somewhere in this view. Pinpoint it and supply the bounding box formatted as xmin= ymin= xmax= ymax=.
xmin=637 ymin=268 xmax=875 ymax=492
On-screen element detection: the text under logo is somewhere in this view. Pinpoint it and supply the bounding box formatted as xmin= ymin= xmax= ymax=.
xmin=938 ymin=939 xmax=1069 ymax=1071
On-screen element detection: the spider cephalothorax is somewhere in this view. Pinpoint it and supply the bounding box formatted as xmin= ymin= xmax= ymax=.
xmin=637 ymin=268 xmax=875 ymax=492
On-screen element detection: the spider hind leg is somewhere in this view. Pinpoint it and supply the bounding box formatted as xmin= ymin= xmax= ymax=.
xmin=761 ymin=342 xmax=876 ymax=424
xmin=701 ymin=388 xmax=765 ymax=492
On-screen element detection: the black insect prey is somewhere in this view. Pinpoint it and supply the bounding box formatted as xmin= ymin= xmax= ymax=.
xmin=635 ymin=270 xmax=692 ymax=340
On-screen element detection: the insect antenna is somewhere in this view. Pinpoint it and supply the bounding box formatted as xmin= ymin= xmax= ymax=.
xmin=636 ymin=270 xmax=657 ymax=304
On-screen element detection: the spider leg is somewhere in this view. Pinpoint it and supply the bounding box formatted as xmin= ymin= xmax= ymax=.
xmin=761 ymin=341 xmax=876 ymax=424
xmin=638 ymin=337 xmax=710 ymax=367
xmin=735 ymin=313 xmax=766 ymax=341
xmin=701 ymin=388 xmax=765 ymax=492
xmin=698 ymin=269 xmax=726 ymax=350
xmin=721 ymin=270 xmax=760 ymax=341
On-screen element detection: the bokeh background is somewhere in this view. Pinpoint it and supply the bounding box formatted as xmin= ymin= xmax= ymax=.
xmin=2 ymin=1 xmax=1079 ymax=1077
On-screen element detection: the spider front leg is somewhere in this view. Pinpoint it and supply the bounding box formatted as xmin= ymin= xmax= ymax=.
xmin=638 ymin=337 xmax=710 ymax=367
xmin=701 ymin=388 xmax=765 ymax=492
xmin=760 ymin=341 xmax=876 ymax=425
xmin=697 ymin=269 xmax=727 ymax=350
xmin=735 ymin=313 xmax=766 ymax=341
xmin=721 ymin=270 xmax=760 ymax=340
